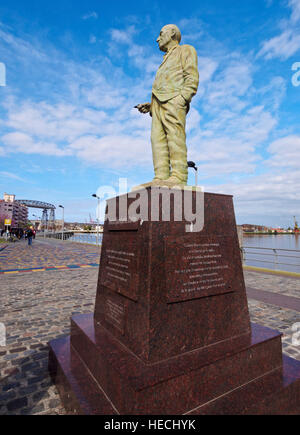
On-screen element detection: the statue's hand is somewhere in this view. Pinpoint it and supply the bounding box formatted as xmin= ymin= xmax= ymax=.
xmin=135 ymin=103 xmax=151 ymax=114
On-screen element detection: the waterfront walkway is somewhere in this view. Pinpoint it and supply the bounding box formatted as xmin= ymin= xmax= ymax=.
xmin=0 ymin=237 xmax=100 ymax=274
xmin=0 ymin=239 xmax=299 ymax=415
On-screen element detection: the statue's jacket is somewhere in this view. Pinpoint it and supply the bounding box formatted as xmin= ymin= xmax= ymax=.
xmin=152 ymin=44 xmax=199 ymax=105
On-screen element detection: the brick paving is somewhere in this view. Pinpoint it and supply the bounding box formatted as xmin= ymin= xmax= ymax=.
xmin=0 ymin=240 xmax=299 ymax=415
xmin=0 ymin=267 xmax=98 ymax=415
xmin=0 ymin=237 xmax=100 ymax=273
xmin=245 ymin=270 xmax=300 ymax=361
xmin=247 ymin=287 xmax=300 ymax=312
xmin=245 ymin=270 xmax=300 ymax=298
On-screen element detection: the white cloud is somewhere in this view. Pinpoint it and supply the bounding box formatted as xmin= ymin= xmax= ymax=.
xmin=290 ymin=0 xmax=300 ymax=23
xmin=3 ymin=101 xmax=107 ymax=142
xmin=203 ymin=133 xmax=300 ymax=222
xmin=89 ymin=35 xmax=97 ymax=44
xmin=0 ymin=171 xmax=24 ymax=181
xmin=204 ymin=169 xmax=300 ymax=226
xmin=258 ymin=0 xmax=300 ymax=60
xmin=258 ymin=29 xmax=300 ymax=60
xmin=188 ymin=136 xmax=259 ymax=178
xmin=197 ymin=57 xmax=219 ymax=84
xmin=186 ymin=108 xmax=202 ymax=133
xmin=201 ymin=58 xmax=253 ymax=114
xmin=267 ymin=135 xmax=300 ymax=167
xmin=68 ymin=134 xmax=152 ymax=167
xmin=110 ymin=26 xmax=136 ymax=45
xmin=1 ymin=132 xmax=71 ymax=156
xmin=82 ymin=12 xmax=98 ymax=20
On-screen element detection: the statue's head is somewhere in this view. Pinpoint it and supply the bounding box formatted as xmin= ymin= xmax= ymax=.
xmin=156 ymin=24 xmax=181 ymax=52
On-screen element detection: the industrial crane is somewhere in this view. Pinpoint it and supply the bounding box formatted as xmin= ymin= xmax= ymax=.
xmin=294 ymin=216 xmax=299 ymax=234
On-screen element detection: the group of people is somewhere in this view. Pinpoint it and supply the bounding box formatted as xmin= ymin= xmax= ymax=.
xmin=0 ymin=227 xmax=36 ymax=245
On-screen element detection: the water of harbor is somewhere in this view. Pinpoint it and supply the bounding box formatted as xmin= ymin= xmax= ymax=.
xmin=243 ymin=234 xmax=300 ymax=273
xmin=69 ymin=233 xmax=103 ymax=245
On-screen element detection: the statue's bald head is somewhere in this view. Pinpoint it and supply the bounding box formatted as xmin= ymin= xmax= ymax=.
xmin=157 ymin=24 xmax=182 ymax=52
xmin=163 ymin=24 xmax=181 ymax=43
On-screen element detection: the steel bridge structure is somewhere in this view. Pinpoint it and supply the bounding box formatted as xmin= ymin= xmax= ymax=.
xmin=15 ymin=200 xmax=56 ymax=230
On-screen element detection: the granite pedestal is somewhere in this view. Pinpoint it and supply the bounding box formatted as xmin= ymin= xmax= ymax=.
xmin=48 ymin=189 xmax=300 ymax=414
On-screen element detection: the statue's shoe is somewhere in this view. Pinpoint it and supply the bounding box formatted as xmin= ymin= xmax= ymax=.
xmin=159 ymin=176 xmax=186 ymax=187
xmin=131 ymin=177 xmax=186 ymax=191
xmin=131 ymin=178 xmax=167 ymax=191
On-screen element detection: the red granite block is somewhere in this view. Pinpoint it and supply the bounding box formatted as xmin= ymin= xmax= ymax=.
xmin=48 ymin=188 xmax=300 ymax=414
xmin=48 ymin=335 xmax=117 ymax=415
xmin=187 ymin=356 xmax=300 ymax=415
xmin=49 ymin=314 xmax=300 ymax=415
xmin=94 ymin=190 xmax=251 ymax=363
xmin=69 ymin=314 xmax=284 ymax=414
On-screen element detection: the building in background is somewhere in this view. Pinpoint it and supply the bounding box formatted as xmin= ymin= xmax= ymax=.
xmin=242 ymin=224 xmax=269 ymax=233
xmin=0 ymin=193 xmax=28 ymax=228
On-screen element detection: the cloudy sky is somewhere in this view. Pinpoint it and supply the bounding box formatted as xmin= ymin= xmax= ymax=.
xmin=0 ymin=0 xmax=299 ymax=226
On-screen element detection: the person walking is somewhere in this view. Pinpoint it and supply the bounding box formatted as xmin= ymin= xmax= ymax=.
xmin=26 ymin=228 xmax=34 ymax=246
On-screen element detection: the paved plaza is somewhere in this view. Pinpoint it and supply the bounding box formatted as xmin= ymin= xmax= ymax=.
xmin=0 ymin=237 xmax=100 ymax=273
xmin=0 ymin=238 xmax=299 ymax=415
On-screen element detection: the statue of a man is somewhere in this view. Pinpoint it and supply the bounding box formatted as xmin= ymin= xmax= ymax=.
xmin=136 ymin=24 xmax=199 ymax=188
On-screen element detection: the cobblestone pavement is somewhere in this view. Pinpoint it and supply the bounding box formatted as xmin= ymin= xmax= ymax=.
xmin=0 ymin=237 xmax=100 ymax=273
xmin=0 ymin=241 xmax=299 ymax=415
xmin=0 ymin=268 xmax=98 ymax=415
xmin=245 ymin=270 xmax=300 ymax=298
xmin=245 ymin=270 xmax=300 ymax=361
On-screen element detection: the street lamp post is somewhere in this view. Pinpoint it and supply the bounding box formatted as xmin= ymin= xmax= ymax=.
xmin=32 ymin=214 xmax=41 ymax=233
xmin=188 ymin=161 xmax=198 ymax=186
xmin=59 ymin=205 xmax=64 ymax=241
xmin=92 ymin=194 xmax=100 ymax=246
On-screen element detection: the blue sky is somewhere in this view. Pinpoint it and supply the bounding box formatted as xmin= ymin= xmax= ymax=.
xmin=0 ymin=0 xmax=299 ymax=226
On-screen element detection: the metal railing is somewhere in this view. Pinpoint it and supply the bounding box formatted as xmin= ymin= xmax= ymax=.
xmin=43 ymin=231 xmax=74 ymax=241
xmin=241 ymin=246 xmax=300 ymax=272
xmin=41 ymin=231 xmax=102 ymax=245
xmin=67 ymin=233 xmax=102 ymax=246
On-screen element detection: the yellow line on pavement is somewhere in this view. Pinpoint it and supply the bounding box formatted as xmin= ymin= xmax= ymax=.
xmin=243 ymin=265 xmax=300 ymax=278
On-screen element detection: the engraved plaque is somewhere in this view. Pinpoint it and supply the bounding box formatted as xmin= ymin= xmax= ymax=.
xmin=104 ymin=295 xmax=126 ymax=334
xmin=100 ymin=234 xmax=139 ymax=301
xmin=165 ymin=235 xmax=235 ymax=303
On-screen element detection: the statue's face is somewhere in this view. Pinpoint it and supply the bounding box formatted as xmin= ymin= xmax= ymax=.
xmin=156 ymin=26 xmax=173 ymax=52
